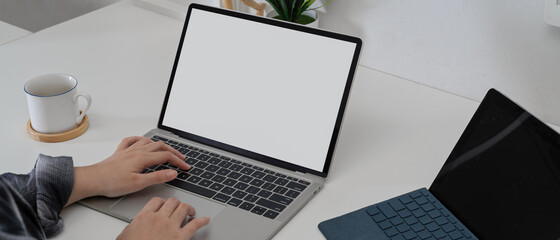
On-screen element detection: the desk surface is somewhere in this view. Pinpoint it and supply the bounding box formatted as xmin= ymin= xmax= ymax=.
xmin=0 ymin=20 xmax=30 ymax=46
xmin=0 ymin=1 xmax=491 ymax=239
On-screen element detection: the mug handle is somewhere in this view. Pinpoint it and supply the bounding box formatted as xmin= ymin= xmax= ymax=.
xmin=74 ymin=92 xmax=92 ymax=124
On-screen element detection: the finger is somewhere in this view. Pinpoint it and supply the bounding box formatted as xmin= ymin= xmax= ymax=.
xmin=142 ymin=141 xmax=187 ymax=167
xmin=170 ymin=202 xmax=196 ymax=224
xmin=182 ymin=217 xmax=210 ymax=239
xmin=136 ymin=169 xmax=177 ymax=189
xmin=159 ymin=198 xmax=181 ymax=217
xmin=129 ymin=137 xmax=154 ymax=149
xmin=140 ymin=197 xmax=166 ymax=212
xmin=140 ymin=151 xmax=188 ymax=170
xmin=116 ymin=136 xmax=145 ymax=151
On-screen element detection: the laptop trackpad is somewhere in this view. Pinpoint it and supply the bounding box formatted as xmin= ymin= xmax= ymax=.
xmin=109 ymin=184 xmax=225 ymax=222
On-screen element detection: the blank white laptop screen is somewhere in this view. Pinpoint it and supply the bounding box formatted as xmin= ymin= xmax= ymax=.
xmin=162 ymin=9 xmax=357 ymax=172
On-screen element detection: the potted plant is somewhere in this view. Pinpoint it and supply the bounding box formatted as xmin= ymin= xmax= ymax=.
xmin=265 ymin=0 xmax=333 ymax=27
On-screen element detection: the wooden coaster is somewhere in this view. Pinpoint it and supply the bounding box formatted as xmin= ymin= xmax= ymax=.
xmin=27 ymin=115 xmax=89 ymax=143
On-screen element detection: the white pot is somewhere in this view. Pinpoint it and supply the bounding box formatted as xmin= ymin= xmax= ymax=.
xmin=266 ymin=9 xmax=319 ymax=28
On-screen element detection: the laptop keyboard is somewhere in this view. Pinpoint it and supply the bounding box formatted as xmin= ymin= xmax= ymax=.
xmin=142 ymin=135 xmax=310 ymax=220
xmin=366 ymin=188 xmax=477 ymax=240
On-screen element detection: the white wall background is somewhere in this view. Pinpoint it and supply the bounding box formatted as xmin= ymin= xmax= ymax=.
xmin=318 ymin=0 xmax=560 ymax=125
xmin=2 ymin=0 xmax=560 ymax=125
xmin=0 ymin=0 xmax=118 ymax=32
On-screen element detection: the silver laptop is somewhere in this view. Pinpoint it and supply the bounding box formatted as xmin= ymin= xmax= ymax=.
xmin=80 ymin=3 xmax=361 ymax=240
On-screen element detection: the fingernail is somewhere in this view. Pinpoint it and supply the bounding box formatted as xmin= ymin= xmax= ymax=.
xmin=167 ymin=170 xmax=177 ymax=179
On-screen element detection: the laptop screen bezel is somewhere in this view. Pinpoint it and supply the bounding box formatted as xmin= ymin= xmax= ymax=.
xmin=157 ymin=4 xmax=362 ymax=178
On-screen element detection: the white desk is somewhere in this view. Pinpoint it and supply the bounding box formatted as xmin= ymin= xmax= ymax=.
xmin=0 ymin=1 xmax=481 ymax=239
xmin=0 ymin=20 xmax=31 ymax=45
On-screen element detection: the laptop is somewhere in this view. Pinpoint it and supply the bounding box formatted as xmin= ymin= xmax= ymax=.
xmin=319 ymin=89 xmax=560 ymax=240
xmin=80 ymin=3 xmax=361 ymax=240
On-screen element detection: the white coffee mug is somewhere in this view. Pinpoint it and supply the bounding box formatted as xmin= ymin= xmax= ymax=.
xmin=24 ymin=73 xmax=92 ymax=134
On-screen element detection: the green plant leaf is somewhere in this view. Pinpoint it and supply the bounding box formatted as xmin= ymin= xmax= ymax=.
xmin=296 ymin=0 xmax=315 ymax=19
xmin=266 ymin=0 xmax=326 ymax=23
xmin=266 ymin=0 xmax=284 ymax=19
xmin=279 ymin=0 xmax=290 ymax=21
xmin=294 ymin=14 xmax=316 ymax=25
xmin=308 ymin=0 xmax=333 ymax=11
xmin=301 ymin=0 xmax=316 ymax=12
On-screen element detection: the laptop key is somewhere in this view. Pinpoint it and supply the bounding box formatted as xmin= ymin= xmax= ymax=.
xmin=298 ymin=180 xmax=310 ymax=185
xmin=186 ymin=151 xmax=200 ymax=158
xmin=199 ymin=180 xmax=213 ymax=187
xmin=241 ymin=168 xmax=254 ymax=175
xmin=286 ymin=181 xmax=306 ymax=192
xmin=195 ymin=162 xmax=209 ymax=169
xmin=256 ymin=198 xmax=286 ymax=212
xmin=275 ymin=173 xmax=287 ymax=178
xmin=246 ymin=186 xmax=260 ymax=194
xmin=269 ymin=194 xmax=292 ymax=205
xmin=213 ymin=193 xmax=231 ymax=203
xmin=262 ymin=183 xmax=276 ymax=191
xmin=189 ymin=168 xmax=204 ymax=176
xmin=239 ymin=175 xmax=253 ymax=183
xmin=196 ymin=154 xmax=211 ymax=161
xmin=216 ymin=168 xmax=231 ymax=176
xmin=223 ymin=179 xmax=237 ymax=186
xmin=167 ymin=179 xmax=216 ymax=198
xmin=178 ymin=148 xmax=189 ymax=155
xmin=211 ymin=175 xmax=226 ymax=183
xmin=239 ymin=202 xmax=254 ymax=211
xmin=285 ymin=190 xmax=299 ymax=198
xmin=227 ymin=198 xmax=242 ymax=207
xmin=177 ymin=172 xmax=189 ymax=180
xmin=257 ymin=190 xmax=272 ymax=198
xmin=274 ymin=186 xmax=288 ymax=195
xmin=251 ymin=206 xmax=266 ymax=215
xmin=209 ymin=183 xmax=224 ymax=191
xmin=185 ymin=158 xmax=198 ymax=165
xmin=221 ymin=187 xmax=236 ymax=195
xmin=251 ymin=171 xmax=266 ymax=179
xmin=263 ymin=210 xmax=279 ymax=219
xmin=187 ymin=176 xmax=202 ymax=184
xmin=229 ymin=164 xmax=243 ymax=172
xmin=227 ymin=172 xmax=242 ymax=179
xmin=250 ymin=179 xmax=265 ymax=187
xmin=218 ymin=161 xmax=232 ymax=168
xmin=233 ymin=190 xmax=247 ymax=199
xmin=234 ymin=182 xmax=249 ymax=190
xmin=152 ymin=136 xmax=168 ymax=142
xmin=263 ymin=175 xmax=278 ymax=182
xmin=207 ymin=157 xmax=221 ymax=165
xmin=201 ymin=172 xmax=215 ymax=179
xmin=244 ymin=194 xmax=259 ymax=203
xmin=274 ymin=178 xmax=289 ymax=186
xmin=205 ymin=165 xmax=220 ymax=172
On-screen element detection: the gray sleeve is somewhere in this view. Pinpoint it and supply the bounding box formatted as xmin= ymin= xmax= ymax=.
xmin=1 ymin=154 xmax=75 ymax=237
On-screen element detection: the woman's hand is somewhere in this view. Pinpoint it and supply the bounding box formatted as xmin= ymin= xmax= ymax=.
xmin=116 ymin=197 xmax=210 ymax=240
xmin=66 ymin=136 xmax=190 ymax=206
